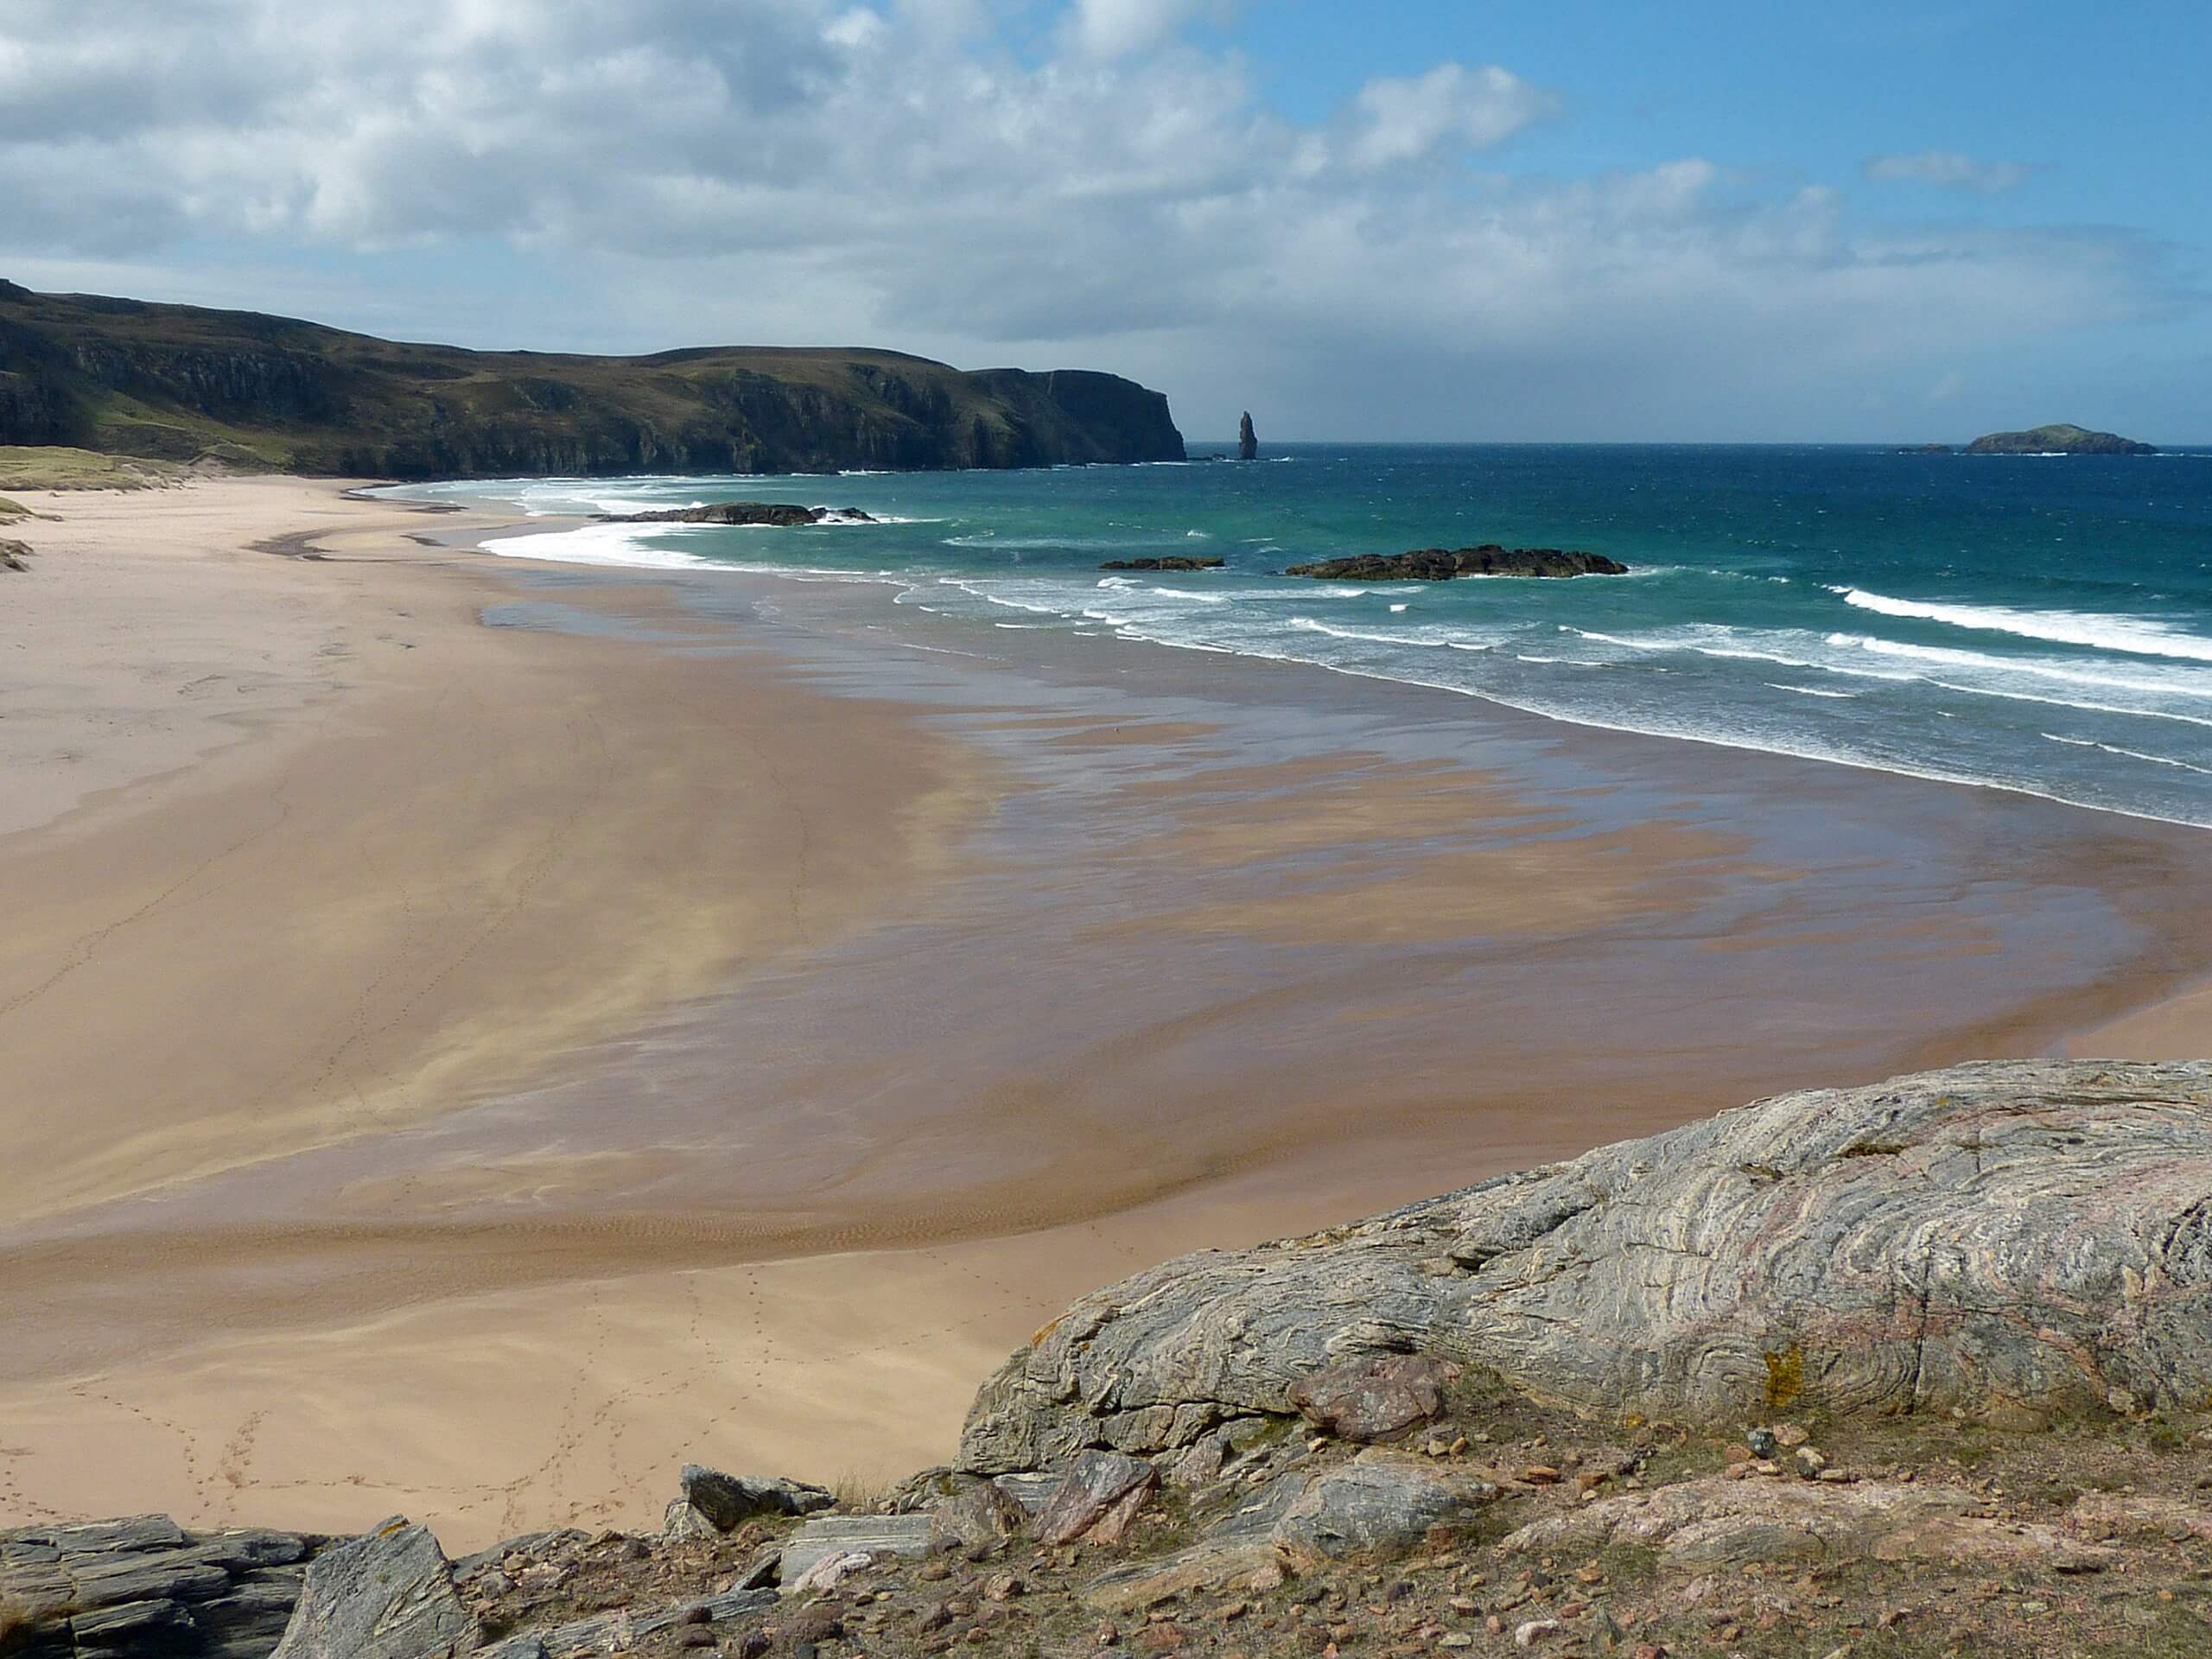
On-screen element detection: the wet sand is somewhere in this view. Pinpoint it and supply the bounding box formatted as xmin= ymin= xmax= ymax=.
xmin=1 ymin=479 xmax=2207 ymax=1548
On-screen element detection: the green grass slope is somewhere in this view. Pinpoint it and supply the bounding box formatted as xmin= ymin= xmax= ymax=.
xmin=0 ymin=281 xmax=1185 ymax=479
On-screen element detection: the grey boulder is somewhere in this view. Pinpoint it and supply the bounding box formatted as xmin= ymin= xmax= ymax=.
xmin=962 ymin=1062 xmax=2212 ymax=1472
xmin=677 ymin=1465 xmax=835 ymax=1531
xmin=1083 ymin=1449 xmax=1495 ymax=1610
xmin=271 ymin=1516 xmax=478 ymax=1659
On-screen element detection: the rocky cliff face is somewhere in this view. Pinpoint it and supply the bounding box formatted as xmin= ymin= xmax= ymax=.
xmin=960 ymin=1060 xmax=2212 ymax=1473
xmin=0 ymin=284 xmax=1185 ymax=479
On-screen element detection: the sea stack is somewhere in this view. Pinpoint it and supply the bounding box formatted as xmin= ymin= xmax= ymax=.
xmin=1238 ymin=411 xmax=1258 ymax=461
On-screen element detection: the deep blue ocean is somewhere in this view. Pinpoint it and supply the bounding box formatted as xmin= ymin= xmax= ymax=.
xmin=391 ymin=443 xmax=2212 ymax=829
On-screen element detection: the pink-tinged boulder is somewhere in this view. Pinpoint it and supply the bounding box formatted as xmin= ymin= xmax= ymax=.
xmin=1288 ymin=1354 xmax=1459 ymax=1442
xmin=1034 ymin=1451 xmax=1159 ymax=1546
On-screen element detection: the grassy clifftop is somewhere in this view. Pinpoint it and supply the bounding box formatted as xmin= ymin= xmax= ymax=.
xmin=0 ymin=281 xmax=1185 ymax=479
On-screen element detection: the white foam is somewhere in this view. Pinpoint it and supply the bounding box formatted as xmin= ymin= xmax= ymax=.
xmin=1925 ymin=678 xmax=2212 ymax=731
xmin=1834 ymin=588 xmax=2212 ymax=664
xmin=1829 ymin=633 xmax=2212 ymax=700
xmin=1290 ymin=617 xmax=1440 ymax=646
xmin=1766 ymin=683 xmax=1859 ymax=699
xmin=479 ymin=524 xmax=718 ymax=570
xmin=2039 ymin=734 xmax=2212 ymax=774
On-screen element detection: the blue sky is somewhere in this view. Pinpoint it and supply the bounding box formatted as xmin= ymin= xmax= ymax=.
xmin=1 ymin=0 xmax=2203 ymax=442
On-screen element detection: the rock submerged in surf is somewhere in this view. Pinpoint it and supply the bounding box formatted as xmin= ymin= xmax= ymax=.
xmin=1286 ymin=545 xmax=1627 ymax=581
xmin=1099 ymin=556 xmax=1225 ymax=571
xmin=596 ymin=501 xmax=874 ymax=526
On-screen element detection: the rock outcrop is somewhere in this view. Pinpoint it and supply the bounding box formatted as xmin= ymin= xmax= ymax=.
xmin=1083 ymin=1448 xmax=1498 ymax=1612
xmin=1238 ymin=412 xmax=1258 ymax=462
xmin=599 ymin=502 xmax=871 ymax=528
xmin=1498 ymin=1476 xmax=2117 ymax=1573
xmin=1285 ymin=546 xmax=1628 ymax=581
xmin=960 ymin=1060 xmax=2212 ymax=1474
xmin=0 ymin=1515 xmax=314 ymax=1659
xmin=0 ymin=538 xmax=27 ymax=572
xmin=1964 ymin=423 xmax=2158 ymax=455
xmin=675 ymin=1466 xmax=835 ymax=1532
xmin=0 ymin=282 xmax=1186 ymax=477
xmin=270 ymin=1517 xmax=477 ymax=1659
xmin=1097 ymin=556 xmax=1224 ymax=571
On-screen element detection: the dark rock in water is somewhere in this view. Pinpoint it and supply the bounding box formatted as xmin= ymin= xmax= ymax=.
xmin=958 ymin=1060 xmax=2212 ymax=1474
xmin=1098 ymin=556 xmax=1224 ymax=571
xmin=678 ymin=1465 xmax=836 ymax=1530
xmin=270 ymin=1516 xmax=475 ymax=1659
xmin=1238 ymin=411 xmax=1258 ymax=462
xmin=1033 ymin=1451 xmax=1159 ymax=1546
xmin=600 ymin=501 xmax=870 ymax=527
xmin=1891 ymin=443 xmax=1955 ymax=454
xmin=1286 ymin=545 xmax=1627 ymax=581
xmin=1964 ymin=423 xmax=2157 ymax=455
xmin=1289 ymin=1353 xmax=1459 ymax=1442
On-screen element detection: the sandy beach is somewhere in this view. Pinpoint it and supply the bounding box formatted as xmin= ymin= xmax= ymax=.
xmin=3 ymin=476 xmax=2209 ymax=1548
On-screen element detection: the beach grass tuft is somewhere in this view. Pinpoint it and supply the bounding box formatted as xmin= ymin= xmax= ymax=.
xmin=0 ymin=446 xmax=189 ymax=491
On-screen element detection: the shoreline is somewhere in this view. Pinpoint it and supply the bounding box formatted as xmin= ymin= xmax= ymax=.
xmin=1 ymin=476 xmax=2208 ymax=1548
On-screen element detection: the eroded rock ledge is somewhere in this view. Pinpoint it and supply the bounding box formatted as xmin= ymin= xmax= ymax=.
xmin=960 ymin=1060 xmax=2212 ymax=1474
xmin=597 ymin=502 xmax=874 ymax=528
xmin=1284 ymin=547 xmax=1626 ymax=581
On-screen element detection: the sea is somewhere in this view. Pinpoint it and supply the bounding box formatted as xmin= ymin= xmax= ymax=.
xmin=383 ymin=443 xmax=2212 ymax=830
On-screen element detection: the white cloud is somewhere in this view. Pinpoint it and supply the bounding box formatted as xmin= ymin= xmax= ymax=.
xmin=1865 ymin=150 xmax=2032 ymax=194
xmin=1068 ymin=0 xmax=1215 ymax=59
xmin=1349 ymin=62 xmax=1560 ymax=167
xmin=0 ymin=1 xmax=2189 ymax=439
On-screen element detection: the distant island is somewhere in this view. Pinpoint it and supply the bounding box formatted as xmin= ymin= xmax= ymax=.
xmin=1287 ymin=545 xmax=1628 ymax=581
xmin=0 ymin=280 xmax=1185 ymax=479
xmin=1967 ymin=423 xmax=2157 ymax=454
xmin=1893 ymin=423 xmax=2158 ymax=456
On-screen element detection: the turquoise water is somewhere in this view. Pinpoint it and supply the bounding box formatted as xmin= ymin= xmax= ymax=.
xmin=389 ymin=444 xmax=2212 ymax=828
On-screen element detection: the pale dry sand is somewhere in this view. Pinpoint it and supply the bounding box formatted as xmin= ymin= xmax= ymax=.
xmin=0 ymin=480 xmax=982 ymax=1224
xmin=1 ymin=476 xmax=2207 ymax=1551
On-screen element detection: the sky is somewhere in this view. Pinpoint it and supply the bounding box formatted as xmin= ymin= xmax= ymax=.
xmin=1 ymin=0 xmax=2205 ymax=442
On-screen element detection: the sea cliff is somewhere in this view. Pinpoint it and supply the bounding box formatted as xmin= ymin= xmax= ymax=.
xmin=0 ymin=283 xmax=1185 ymax=479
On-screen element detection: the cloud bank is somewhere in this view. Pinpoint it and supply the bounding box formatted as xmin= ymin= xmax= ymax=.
xmin=0 ymin=1 xmax=2193 ymax=438
xmin=1864 ymin=150 xmax=2032 ymax=194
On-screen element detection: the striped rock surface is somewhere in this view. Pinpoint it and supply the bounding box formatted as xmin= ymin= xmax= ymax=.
xmin=960 ymin=1061 xmax=2212 ymax=1472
